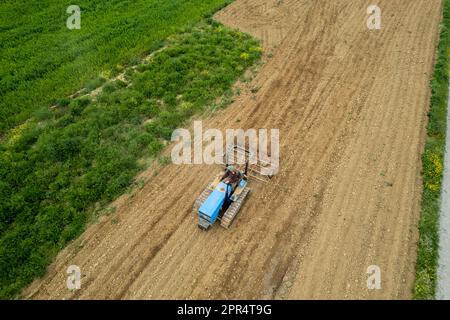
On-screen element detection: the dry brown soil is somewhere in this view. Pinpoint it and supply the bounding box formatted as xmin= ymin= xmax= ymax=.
xmin=24 ymin=0 xmax=443 ymax=299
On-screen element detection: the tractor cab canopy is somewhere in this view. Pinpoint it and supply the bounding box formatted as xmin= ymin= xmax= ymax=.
xmin=198 ymin=182 xmax=230 ymax=224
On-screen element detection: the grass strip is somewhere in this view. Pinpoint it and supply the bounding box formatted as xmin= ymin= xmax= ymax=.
xmin=413 ymin=0 xmax=450 ymax=300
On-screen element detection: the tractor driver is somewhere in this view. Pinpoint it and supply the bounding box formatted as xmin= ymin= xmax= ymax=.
xmin=222 ymin=165 xmax=241 ymax=185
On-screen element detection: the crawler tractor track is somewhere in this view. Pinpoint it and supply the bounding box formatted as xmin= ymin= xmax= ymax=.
xmin=221 ymin=187 xmax=250 ymax=229
xmin=194 ymin=187 xmax=213 ymax=209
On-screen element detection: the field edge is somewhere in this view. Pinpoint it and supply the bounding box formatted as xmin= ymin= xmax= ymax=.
xmin=413 ymin=0 xmax=450 ymax=300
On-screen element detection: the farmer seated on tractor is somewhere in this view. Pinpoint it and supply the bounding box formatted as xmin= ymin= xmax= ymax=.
xmin=222 ymin=165 xmax=241 ymax=185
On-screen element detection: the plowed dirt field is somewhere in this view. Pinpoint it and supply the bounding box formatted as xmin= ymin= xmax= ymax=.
xmin=24 ymin=0 xmax=443 ymax=299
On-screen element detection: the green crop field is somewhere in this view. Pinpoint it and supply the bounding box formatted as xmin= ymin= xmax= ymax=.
xmin=0 ymin=0 xmax=262 ymax=298
xmin=0 ymin=0 xmax=232 ymax=134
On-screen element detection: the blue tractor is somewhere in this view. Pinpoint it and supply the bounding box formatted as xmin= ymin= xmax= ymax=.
xmin=194 ymin=145 xmax=272 ymax=231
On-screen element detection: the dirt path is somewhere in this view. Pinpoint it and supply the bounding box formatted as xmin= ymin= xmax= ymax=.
xmin=437 ymin=79 xmax=450 ymax=300
xmin=24 ymin=0 xmax=442 ymax=299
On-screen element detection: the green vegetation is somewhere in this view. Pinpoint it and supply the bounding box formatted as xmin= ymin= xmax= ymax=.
xmin=414 ymin=0 xmax=450 ymax=300
xmin=0 ymin=19 xmax=261 ymax=298
xmin=0 ymin=0 xmax=233 ymax=134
